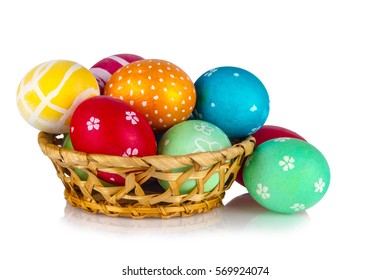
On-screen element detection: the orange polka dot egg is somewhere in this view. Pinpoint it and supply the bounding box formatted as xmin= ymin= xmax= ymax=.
xmin=104 ymin=59 xmax=196 ymax=131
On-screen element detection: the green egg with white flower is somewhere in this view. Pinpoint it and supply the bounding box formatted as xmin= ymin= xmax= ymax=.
xmin=243 ymin=138 xmax=330 ymax=214
xmin=157 ymin=120 xmax=232 ymax=194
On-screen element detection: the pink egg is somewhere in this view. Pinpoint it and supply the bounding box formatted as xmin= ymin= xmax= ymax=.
xmin=70 ymin=95 xmax=156 ymax=185
xmin=236 ymin=125 xmax=306 ymax=186
xmin=90 ymin=53 xmax=144 ymax=93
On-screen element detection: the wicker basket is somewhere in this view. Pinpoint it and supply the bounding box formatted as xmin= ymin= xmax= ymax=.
xmin=38 ymin=132 xmax=255 ymax=219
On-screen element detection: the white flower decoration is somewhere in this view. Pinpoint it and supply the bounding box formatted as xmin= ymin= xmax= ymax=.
xmin=194 ymin=123 xmax=214 ymax=136
xmin=256 ymin=183 xmax=270 ymax=199
xmin=87 ymin=117 xmax=100 ymax=131
xmin=250 ymin=125 xmax=262 ymax=134
xmin=274 ymin=138 xmax=289 ymax=142
xmin=279 ymin=156 xmax=295 ymax=171
xmin=126 ymin=111 xmax=139 ymax=125
xmin=314 ymin=178 xmax=325 ymax=193
xmin=122 ymin=148 xmax=139 ymax=157
xmin=290 ymin=203 xmax=305 ymax=211
xmin=204 ymin=68 xmax=218 ymax=77
xmin=192 ymin=138 xmax=222 ymax=153
xmin=245 ymin=155 xmax=253 ymax=167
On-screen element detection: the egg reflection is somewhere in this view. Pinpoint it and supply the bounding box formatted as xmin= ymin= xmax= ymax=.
xmin=224 ymin=193 xmax=311 ymax=231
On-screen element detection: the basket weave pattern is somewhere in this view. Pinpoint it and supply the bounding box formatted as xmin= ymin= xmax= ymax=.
xmin=38 ymin=132 xmax=255 ymax=218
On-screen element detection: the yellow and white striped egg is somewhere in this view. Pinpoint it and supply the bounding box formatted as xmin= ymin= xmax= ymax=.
xmin=16 ymin=60 xmax=99 ymax=133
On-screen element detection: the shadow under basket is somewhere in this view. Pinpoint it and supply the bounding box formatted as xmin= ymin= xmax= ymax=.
xmin=38 ymin=132 xmax=255 ymax=219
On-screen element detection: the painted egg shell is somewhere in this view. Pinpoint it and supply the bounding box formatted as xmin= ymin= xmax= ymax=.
xmin=243 ymin=138 xmax=330 ymax=214
xmin=251 ymin=125 xmax=306 ymax=144
xmin=16 ymin=60 xmax=99 ymax=133
xmin=90 ymin=53 xmax=143 ymax=93
xmin=62 ymin=134 xmax=115 ymax=187
xmin=157 ymin=120 xmax=231 ymax=194
xmin=193 ymin=66 xmax=270 ymax=139
xmin=104 ymin=59 xmax=196 ymax=132
xmin=70 ymin=95 xmax=156 ymax=185
xmin=236 ymin=125 xmax=306 ymax=186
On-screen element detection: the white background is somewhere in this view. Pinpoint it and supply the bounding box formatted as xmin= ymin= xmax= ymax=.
xmin=1 ymin=0 xmax=389 ymax=279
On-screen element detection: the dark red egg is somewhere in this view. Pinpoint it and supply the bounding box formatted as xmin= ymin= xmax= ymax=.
xmin=70 ymin=95 xmax=156 ymax=184
xmin=251 ymin=125 xmax=306 ymax=144
xmin=236 ymin=125 xmax=306 ymax=186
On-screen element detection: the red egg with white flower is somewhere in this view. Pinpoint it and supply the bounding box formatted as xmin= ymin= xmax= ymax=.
xmin=70 ymin=95 xmax=156 ymax=184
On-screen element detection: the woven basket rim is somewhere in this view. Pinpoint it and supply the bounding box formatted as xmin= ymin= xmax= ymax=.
xmin=38 ymin=131 xmax=256 ymax=170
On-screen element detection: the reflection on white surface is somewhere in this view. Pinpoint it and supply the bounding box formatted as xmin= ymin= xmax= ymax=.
xmin=224 ymin=193 xmax=311 ymax=231
xmin=63 ymin=202 xmax=225 ymax=234
xmin=62 ymin=193 xmax=310 ymax=235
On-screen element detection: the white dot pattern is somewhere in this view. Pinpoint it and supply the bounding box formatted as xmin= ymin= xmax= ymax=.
xmin=104 ymin=59 xmax=196 ymax=131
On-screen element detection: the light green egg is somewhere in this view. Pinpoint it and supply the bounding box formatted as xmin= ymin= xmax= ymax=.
xmin=243 ymin=138 xmax=330 ymax=214
xmin=62 ymin=134 xmax=115 ymax=187
xmin=157 ymin=120 xmax=232 ymax=194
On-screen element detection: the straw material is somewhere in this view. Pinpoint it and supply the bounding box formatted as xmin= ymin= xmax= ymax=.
xmin=38 ymin=132 xmax=255 ymax=218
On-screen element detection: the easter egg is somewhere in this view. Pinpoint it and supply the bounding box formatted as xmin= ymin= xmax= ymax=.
xmin=70 ymin=95 xmax=156 ymax=184
xmin=90 ymin=53 xmax=143 ymax=93
xmin=243 ymin=138 xmax=330 ymax=214
xmin=251 ymin=125 xmax=306 ymax=144
xmin=104 ymin=59 xmax=196 ymax=131
xmin=158 ymin=120 xmax=232 ymax=194
xmin=193 ymin=66 xmax=270 ymax=139
xmin=236 ymin=125 xmax=306 ymax=186
xmin=16 ymin=60 xmax=99 ymax=133
xmin=62 ymin=134 xmax=115 ymax=187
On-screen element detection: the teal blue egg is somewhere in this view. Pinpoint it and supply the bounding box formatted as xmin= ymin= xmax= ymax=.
xmin=194 ymin=66 xmax=270 ymax=139
xmin=157 ymin=120 xmax=232 ymax=194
